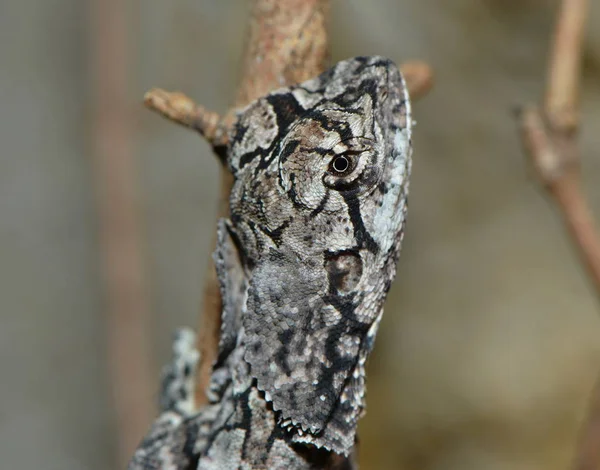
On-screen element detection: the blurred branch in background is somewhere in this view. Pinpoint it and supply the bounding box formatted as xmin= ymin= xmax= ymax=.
xmin=89 ymin=0 xmax=153 ymax=466
xmin=517 ymin=0 xmax=600 ymax=468
xmin=518 ymin=0 xmax=599 ymax=287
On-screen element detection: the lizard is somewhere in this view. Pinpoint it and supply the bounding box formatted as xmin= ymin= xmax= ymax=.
xmin=129 ymin=55 xmax=413 ymax=469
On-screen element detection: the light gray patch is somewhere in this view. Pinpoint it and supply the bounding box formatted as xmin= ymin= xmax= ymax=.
xmin=128 ymin=412 xmax=195 ymax=470
xmin=159 ymin=328 xmax=199 ymax=414
xmin=199 ymin=428 xmax=245 ymax=470
xmin=266 ymin=439 xmax=312 ymax=468
xmin=291 ymin=87 xmax=323 ymax=109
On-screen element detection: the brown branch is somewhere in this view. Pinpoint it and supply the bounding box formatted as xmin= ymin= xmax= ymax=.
xmin=517 ymin=1 xmax=600 ymax=469
xmin=143 ymin=89 xmax=228 ymax=147
xmin=545 ymin=0 xmax=587 ymax=132
xmin=401 ymin=60 xmax=435 ymax=101
xmin=577 ymin=375 xmax=600 ymax=470
xmin=518 ymin=0 xmax=598 ymax=288
xmin=90 ymin=0 xmax=153 ymax=466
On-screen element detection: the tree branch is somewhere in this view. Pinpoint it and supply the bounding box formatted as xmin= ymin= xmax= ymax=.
xmin=518 ymin=0 xmax=599 ymax=288
xmin=545 ymin=0 xmax=587 ymax=132
xmin=143 ymin=89 xmax=228 ymax=147
xmin=401 ymin=60 xmax=435 ymax=101
xmin=516 ymin=1 xmax=600 ymax=469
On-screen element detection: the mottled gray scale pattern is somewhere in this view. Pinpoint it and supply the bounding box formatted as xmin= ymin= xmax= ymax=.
xmin=244 ymin=248 xmax=350 ymax=434
xmin=129 ymin=56 xmax=412 ymax=469
xmin=213 ymin=219 xmax=247 ymax=360
xmin=129 ymin=330 xmax=202 ymax=469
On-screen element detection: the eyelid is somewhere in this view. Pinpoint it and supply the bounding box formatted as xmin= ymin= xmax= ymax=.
xmin=340 ymin=149 xmax=363 ymax=156
xmin=332 ymin=136 xmax=374 ymax=155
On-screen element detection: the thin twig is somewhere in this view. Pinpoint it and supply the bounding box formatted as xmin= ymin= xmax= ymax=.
xmin=577 ymin=375 xmax=600 ymax=470
xmin=516 ymin=1 xmax=600 ymax=469
xmin=518 ymin=0 xmax=599 ymax=288
xmin=545 ymin=0 xmax=588 ymax=132
xmin=90 ymin=0 xmax=153 ymax=465
xmin=401 ymin=61 xmax=435 ymax=101
xmin=143 ymin=89 xmax=228 ymax=147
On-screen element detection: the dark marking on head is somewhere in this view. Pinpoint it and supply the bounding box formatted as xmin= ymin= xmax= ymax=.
xmin=309 ymin=191 xmax=330 ymax=219
xmin=341 ymin=193 xmax=379 ymax=254
xmin=258 ymin=219 xmax=291 ymax=247
xmin=324 ymin=250 xmax=363 ymax=295
xmin=275 ymin=329 xmax=294 ymax=376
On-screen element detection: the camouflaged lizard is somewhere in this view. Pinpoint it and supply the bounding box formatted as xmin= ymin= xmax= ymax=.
xmin=129 ymin=55 xmax=413 ymax=469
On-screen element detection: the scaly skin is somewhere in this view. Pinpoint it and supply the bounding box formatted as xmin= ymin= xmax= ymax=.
xmin=130 ymin=56 xmax=412 ymax=470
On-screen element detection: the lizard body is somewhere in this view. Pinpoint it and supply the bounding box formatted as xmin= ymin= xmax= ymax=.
xmin=130 ymin=56 xmax=413 ymax=469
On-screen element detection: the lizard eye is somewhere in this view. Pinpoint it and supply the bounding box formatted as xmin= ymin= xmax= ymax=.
xmin=329 ymin=154 xmax=353 ymax=175
xmin=327 ymin=149 xmax=362 ymax=178
xmin=324 ymin=143 xmax=377 ymax=193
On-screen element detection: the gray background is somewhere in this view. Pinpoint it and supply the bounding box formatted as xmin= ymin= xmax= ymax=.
xmin=2 ymin=0 xmax=600 ymax=468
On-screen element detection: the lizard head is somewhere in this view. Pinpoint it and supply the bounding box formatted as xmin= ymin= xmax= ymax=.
xmin=227 ymin=56 xmax=412 ymax=453
xmin=229 ymin=56 xmax=411 ymax=265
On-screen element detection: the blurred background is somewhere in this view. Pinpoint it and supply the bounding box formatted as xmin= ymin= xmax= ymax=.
xmin=2 ymin=0 xmax=600 ymax=468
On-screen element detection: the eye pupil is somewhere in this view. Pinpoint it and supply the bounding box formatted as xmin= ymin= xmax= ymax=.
xmin=332 ymin=155 xmax=350 ymax=173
